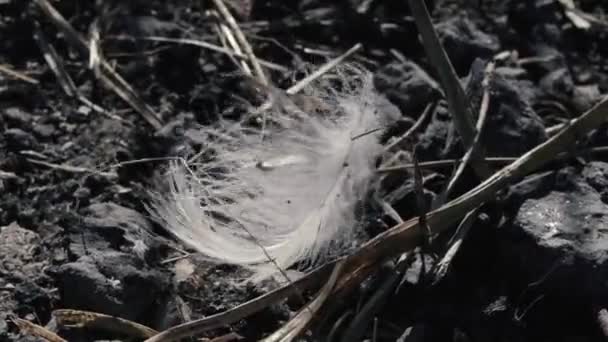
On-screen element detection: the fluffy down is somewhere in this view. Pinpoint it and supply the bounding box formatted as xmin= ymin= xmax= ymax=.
xmin=147 ymin=66 xmax=399 ymax=282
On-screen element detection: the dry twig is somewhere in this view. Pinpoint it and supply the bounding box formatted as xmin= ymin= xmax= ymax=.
xmin=378 ymin=145 xmax=608 ymax=172
xmin=121 ymin=36 xmax=287 ymax=72
xmin=431 ymin=206 xmax=480 ymax=283
xmin=383 ymin=100 xmax=436 ymax=152
xmin=33 ymin=0 xmax=163 ymax=129
xmin=12 ymin=317 xmax=67 ymax=342
xmin=33 ymin=23 xmax=77 ymax=97
xmin=286 ymin=43 xmax=363 ymax=95
xmin=211 ymin=0 xmax=268 ymax=85
xmin=0 ymin=64 xmax=39 ymax=84
xmin=53 ymin=309 xmax=158 ymax=339
xmin=433 ymin=61 xmax=495 ymax=207
xmin=26 ymin=158 xmax=118 ymax=180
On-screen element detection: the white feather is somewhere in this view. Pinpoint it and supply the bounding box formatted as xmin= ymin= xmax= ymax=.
xmin=147 ymin=66 xmax=399 ymax=281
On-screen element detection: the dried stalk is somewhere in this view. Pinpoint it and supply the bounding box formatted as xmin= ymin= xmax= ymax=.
xmin=53 ymin=309 xmax=158 ymax=339
xmin=12 ymin=318 xmax=67 ymax=342
xmin=34 ymin=0 xmax=163 ymax=129
xmin=0 ymin=64 xmax=39 ymax=84
xmin=211 ymin=0 xmax=268 ymax=85
xmin=408 ymin=0 xmax=491 ymax=178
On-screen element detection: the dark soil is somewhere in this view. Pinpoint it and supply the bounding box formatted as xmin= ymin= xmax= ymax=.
xmin=2 ymin=0 xmax=608 ymax=341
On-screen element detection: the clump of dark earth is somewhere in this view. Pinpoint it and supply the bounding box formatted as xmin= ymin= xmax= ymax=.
xmin=3 ymin=0 xmax=608 ymax=341
xmin=374 ymin=59 xmax=442 ymax=116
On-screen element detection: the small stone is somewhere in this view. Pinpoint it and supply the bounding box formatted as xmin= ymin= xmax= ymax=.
xmin=3 ymin=107 xmax=33 ymax=124
xmin=505 ymin=163 xmax=608 ymax=301
xmin=4 ymin=128 xmax=39 ymax=151
xmin=31 ymin=123 xmax=55 ymax=139
xmin=375 ymin=59 xmax=441 ymax=116
xmin=77 ymin=105 xmax=92 ymax=116
xmin=436 ymin=15 xmax=500 ymax=73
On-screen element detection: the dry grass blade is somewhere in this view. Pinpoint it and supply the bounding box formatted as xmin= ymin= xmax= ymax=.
xmin=33 ymin=0 xmax=163 ymax=130
xmin=412 ymin=146 xmax=430 ymax=237
xmin=12 ymin=317 xmax=67 ymax=342
xmin=211 ymin=0 xmax=268 ymax=85
xmin=377 ymin=157 xmax=515 ymax=172
xmin=378 ymin=145 xmax=608 ymax=172
xmin=128 ymin=36 xmax=287 ymax=72
xmin=0 ymin=64 xmax=39 ymax=84
xmin=407 ymin=0 xmax=491 ymax=179
xmin=428 ymin=62 xmax=494 ymax=287
xmin=33 ymin=22 xmax=126 ymax=123
xmin=33 ymin=23 xmax=77 ymax=96
xmin=383 ymin=100 xmax=436 ymax=152
xmin=286 ymin=43 xmax=363 ymax=95
xmin=433 ymin=61 xmax=495 ymax=208
xmin=215 ymin=16 xmax=253 ymax=76
xmin=53 ymin=309 xmax=158 ymax=339
xmin=338 ymin=143 xmax=432 ymax=341
xmin=261 ymin=262 xmax=344 ymax=342
xmin=431 ymin=206 xmax=480 ymax=284
xmin=26 ymin=158 xmax=118 ymax=180
xmin=143 ymin=262 xmax=335 ymax=342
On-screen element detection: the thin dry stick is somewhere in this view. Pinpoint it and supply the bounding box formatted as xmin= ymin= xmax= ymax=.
xmin=33 ymin=24 xmax=77 ymax=96
xmin=75 ymin=94 xmax=130 ymax=124
xmin=376 ymin=197 xmax=404 ymax=224
xmin=0 ymin=64 xmax=39 ymax=84
xmin=12 ymin=317 xmax=67 ymax=342
xmin=408 ymin=0 xmax=491 ymax=179
xmin=286 ymin=43 xmax=362 ymax=95
xmin=126 ymin=36 xmax=287 ymax=71
xmin=433 ymin=61 xmax=495 ymax=208
xmin=34 ymin=0 xmax=163 ymax=129
xmin=211 ymin=0 xmax=268 ymax=85
xmin=53 ymin=309 xmax=158 ymax=339
xmin=546 ymin=123 xmax=565 ymax=136
xmin=431 ymin=206 xmax=480 ymax=284
xmin=428 ymin=62 xmax=495 ymax=285
xmin=33 ymin=23 xmax=125 ymax=123
xmin=216 ymin=19 xmax=252 ymax=75
xmin=378 ymin=145 xmax=608 ymax=172
xmin=26 ymin=158 xmax=118 ymax=179
xmin=339 ymin=147 xmax=431 ymax=341
xmin=377 ymin=157 xmax=515 ymax=172
xmin=383 ymin=100 xmax=436 ymax=152
xmin=412 ymin=146 xmax=430 ymax=237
